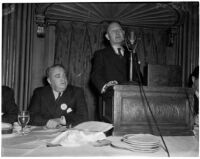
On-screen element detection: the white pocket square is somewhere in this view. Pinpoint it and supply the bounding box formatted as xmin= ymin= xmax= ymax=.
xmin=67 ymin=108 xmax=72 ymax=113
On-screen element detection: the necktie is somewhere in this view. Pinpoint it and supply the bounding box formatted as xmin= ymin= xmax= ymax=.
xmin=117 ymin=48 xmax=123 ymax=57
xmin=56 ymin=92 xmax=62 ymax=102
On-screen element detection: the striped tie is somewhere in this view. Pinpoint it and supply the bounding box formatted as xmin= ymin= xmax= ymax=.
xmin=56 ymin=92 xmax=62 ymax=102
xmin=117 ymin=48 xmax=123 ymax=57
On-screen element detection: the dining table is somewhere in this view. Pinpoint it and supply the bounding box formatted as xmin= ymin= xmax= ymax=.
xmin=2 ymin=125 xmax=199 ymax=157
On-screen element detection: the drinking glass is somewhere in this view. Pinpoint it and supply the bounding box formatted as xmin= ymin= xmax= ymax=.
xmin=18 ymin=110 xmax=30 ymax=135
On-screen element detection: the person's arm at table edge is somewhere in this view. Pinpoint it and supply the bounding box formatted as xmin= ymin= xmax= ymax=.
xmin=28 ymin=88 xmax=49 ymax=126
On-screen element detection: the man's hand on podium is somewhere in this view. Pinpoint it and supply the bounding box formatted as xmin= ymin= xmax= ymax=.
xmin=101 ymin=80 xmax=118 ymax=93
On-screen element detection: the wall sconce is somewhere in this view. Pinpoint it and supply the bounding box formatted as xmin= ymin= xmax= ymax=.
xmin=35 ymin=14 xmax=46 ymax=38
xmin=167 ymin=28 xmax=177 ymax=47
xmin=37 ymin=25 xmax=45 ymax=37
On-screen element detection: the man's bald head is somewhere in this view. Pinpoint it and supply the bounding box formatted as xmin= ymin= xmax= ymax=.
xmin=105 ymin=22 xmax=125 ymax=46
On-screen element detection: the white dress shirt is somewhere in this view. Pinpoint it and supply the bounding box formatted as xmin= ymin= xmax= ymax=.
xmin=52 ymin=90 xmax=63 ymax=100
xmin=112 ymin=46 xmax=124 ymax=56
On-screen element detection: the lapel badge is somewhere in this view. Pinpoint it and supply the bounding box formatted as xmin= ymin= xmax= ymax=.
xmin=67 ymin=108 xmax=72 ymax=113
xmin=61 ymin=103 xmax=67 ymax=110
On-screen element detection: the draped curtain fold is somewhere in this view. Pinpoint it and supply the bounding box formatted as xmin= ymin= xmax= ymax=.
xmin=2 ymin=3 xmax=34 ymax=110
xmin=181 ymin=4 xmax=199 ymax=86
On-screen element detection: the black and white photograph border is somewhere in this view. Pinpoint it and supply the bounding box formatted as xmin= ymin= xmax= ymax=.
xmin=1 ymin=0 xmax=199 ymax=158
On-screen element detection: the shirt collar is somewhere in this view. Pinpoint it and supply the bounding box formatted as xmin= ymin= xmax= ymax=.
xmin=112 ymin=45 xmax=124 ymax=55
xmin=52 ymin=90 xmax=63 ymax=99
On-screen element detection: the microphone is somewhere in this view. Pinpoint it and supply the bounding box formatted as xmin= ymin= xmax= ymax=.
xmin=124 ymin=30 xmax=138 ymax=53
xmin=129 ymin=31 xmax=135 ymax=45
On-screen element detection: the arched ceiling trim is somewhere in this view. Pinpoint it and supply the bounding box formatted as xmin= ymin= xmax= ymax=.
xmin=35 ymin=2 xmax=188 ymax=28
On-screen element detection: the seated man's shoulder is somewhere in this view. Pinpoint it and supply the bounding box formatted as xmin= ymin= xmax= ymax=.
xmin=2 ymin=86 xmax=14 ymax=94
xmin=33 ymin=85 xmax=51 ymax=93
xmin=2 ymin=85 xmax=12 ymax=90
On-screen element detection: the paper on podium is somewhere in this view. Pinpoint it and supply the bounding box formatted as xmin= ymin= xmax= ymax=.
xmin=74 ymin=121 xmax=113 ymax=132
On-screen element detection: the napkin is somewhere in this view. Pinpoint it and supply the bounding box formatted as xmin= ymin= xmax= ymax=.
xmin=2 ymin=122 xmax=12 ymax=129
xmin=13 ymin=122 xmax=31 ymax=133
xmin=2 ymin=122 xmax=13 ymax=134
xmin=13 ymin=122 xmax=21 ymax=132
xmin=50 ymin=129 xmax=106 ymax=147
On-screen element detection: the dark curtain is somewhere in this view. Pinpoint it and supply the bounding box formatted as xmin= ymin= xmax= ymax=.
xmin=179 ymin=3 xmax=199 ymax=86
xmin=2 ymin=4 xmax=34 ymax=110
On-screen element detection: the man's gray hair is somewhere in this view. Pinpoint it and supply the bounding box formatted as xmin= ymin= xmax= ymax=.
xmin=46 ymin=64 xmax=66 ymax=78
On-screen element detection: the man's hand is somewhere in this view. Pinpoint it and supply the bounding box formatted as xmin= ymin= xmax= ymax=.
xmin=46 ymin=118 xmax=61 ymax=129
xmin=101 ymin=80 xmax=118 ymax=93
xmin=106 ymin=80 xmax=118 ymax=87
xmin=46 ymin=116 xmax=66 ymax=129
xmin=60 ymin=116 xmax=66 ymax=125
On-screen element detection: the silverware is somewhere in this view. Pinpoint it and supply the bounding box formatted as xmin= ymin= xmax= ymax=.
xmin=46 ymin=143 xmax=61 ymax=147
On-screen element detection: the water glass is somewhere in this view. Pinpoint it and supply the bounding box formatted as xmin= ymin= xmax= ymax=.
xmin=18 ymin=111 xmax=30 ymax=135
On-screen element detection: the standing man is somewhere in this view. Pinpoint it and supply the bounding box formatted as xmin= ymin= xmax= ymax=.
xmin=91 ymin=22 xmax=142 ymax=121
xmin=28 ymin=64 xmax=88 ymax=128
xmin=91 ymin=21 xmax=142 ymax=95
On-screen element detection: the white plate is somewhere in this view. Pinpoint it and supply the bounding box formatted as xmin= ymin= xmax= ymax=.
xmin=122 ymin=138 xmax=160 ymax=147
xmin=111 ymin=141 xmax=160 ymax=153
xmin=2 ymin=133 xmax=17 ymax=138
xmin=122 ymin=143 xmax=160 ymax=150
xmin=122 ymin=140 xmax=160 ymax=148
xmin=123 ymin=134 xmax=160 ymax=144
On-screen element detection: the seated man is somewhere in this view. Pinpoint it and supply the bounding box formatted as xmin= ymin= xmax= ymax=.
xmin=28 ymin=64 xmax=88 ymax=128
xmin=190 ymin=66 xmax=199 ymax=125
xmin=2 ymin=86 xmax=18 ymax=124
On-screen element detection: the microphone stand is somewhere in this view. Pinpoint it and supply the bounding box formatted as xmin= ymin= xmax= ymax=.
xmin=125 ymin=37 xmax=170 ymax=156
xmin=129 ymin=47 xmax=133 ymax=82
xmin=129 ymin=42 xmax=138 ymax=82
xmin=125 ymin=39 xmax=139 ymax=85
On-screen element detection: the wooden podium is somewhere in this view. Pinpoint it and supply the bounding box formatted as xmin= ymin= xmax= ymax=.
xmin=101 ymin=85 xmax=194 ymax=136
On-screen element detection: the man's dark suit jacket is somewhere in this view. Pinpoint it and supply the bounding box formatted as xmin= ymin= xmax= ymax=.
xmin=28 ymin=85 xmax=88 ymax=126
xmin=91 ymin=46 xmax=141 ymax=93
xmin=2 ymin=86 xmax=18 ymax=124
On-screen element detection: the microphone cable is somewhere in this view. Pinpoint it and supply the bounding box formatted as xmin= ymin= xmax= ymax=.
xmin=133 ymin=52 xmax=170 ymax=157
xmin=184 ymin=87 xmax=196 ymax=124
xmin=125 ymin=37 xmax=170 ymax=157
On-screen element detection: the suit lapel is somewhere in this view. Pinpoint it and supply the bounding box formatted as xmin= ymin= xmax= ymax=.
xmin=54 ymin=85 xmax=73 ymax=115
xmin=43 ymin=86 xmax=58 ymax=114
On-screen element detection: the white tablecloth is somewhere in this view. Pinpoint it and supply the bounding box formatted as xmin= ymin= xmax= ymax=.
xmin=2 ymin=126 xmax=199 ymax=157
